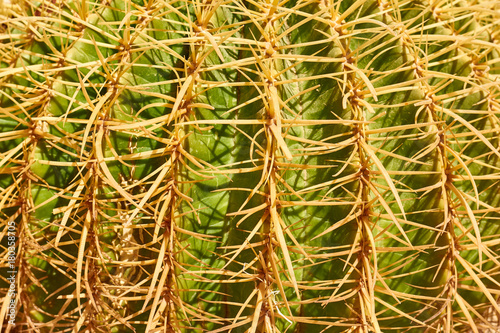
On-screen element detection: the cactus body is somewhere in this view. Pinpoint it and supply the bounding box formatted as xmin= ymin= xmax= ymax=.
xmin=1 ymin=0 xmax=500 ymax=332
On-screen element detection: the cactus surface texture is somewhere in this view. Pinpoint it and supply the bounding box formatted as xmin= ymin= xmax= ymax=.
xmin=1 ymin=0 xmax=500 ymax=332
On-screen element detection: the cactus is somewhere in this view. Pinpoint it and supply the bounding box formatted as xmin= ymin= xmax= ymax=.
xmin=1 ymin=0 xmax=500 ymax=332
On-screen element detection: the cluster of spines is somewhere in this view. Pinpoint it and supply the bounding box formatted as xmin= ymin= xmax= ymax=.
xmin=0 ymin=0 xmax=499 ymax=332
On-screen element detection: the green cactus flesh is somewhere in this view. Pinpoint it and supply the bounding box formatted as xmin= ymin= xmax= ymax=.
xmin=1 ymin=0 xmax=500 ymax=332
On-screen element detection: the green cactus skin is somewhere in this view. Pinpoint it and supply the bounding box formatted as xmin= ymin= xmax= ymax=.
xmin=1 ymin=0 xmax=500 ymax=332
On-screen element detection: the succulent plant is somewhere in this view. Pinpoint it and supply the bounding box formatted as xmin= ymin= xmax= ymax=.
xmin=1 ymin=0 xmax=500 ymax=332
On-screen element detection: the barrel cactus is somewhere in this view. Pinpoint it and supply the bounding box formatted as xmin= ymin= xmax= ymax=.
xmin=1 ymin=0 xmax=500 ymax=331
